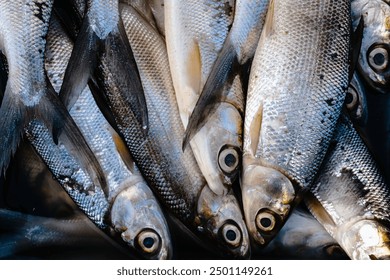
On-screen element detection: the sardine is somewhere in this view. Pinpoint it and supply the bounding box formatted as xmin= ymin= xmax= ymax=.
xmin=0 ymin=0 xmax=105 ymax=192
xmin=183 ymin=0 xmax=270 ymax=148
xmin=45 ymin=15 xmax=172 ymax=259
xmin=305 ymin=114 xmax=390 ymax=260
xmin=243 ymin=0 xmax=351 ymax=246
xmin=350 ymin=0 xmax=390 ymax=181
xmin=120 ymin=4 xmax=249 ymax=258
xmin=165 ymin=0 xmax=244 ymax=197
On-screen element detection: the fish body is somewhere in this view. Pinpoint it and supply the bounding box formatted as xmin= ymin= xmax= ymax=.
xmin=120 ymin=4 xmax=249 ymax=258
xmin=306 ymin=114 xmax=390 ymax=260
xmin=165 ymin=0 xmax=245 ymax=197
xmin=45 ymin=15 xmax=172 ymax=259
xmin=243 ymin=0 xmax=351 ymax=246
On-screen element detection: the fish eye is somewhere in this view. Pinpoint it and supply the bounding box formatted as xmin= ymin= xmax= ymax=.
xmin=345 ymin=85 xmax=359 ymax=111
xmin=218 ymin=146 xmax=240 ymax=174
xmin=367 ymin=44 xmax=389 ymax=72
xmin=220 ymin=222 xmax=242 ymax=248
xmin=136 ymin=229 xmax=161 ymax=255
xmin=255 ymin=209 xmax=277 ymax=233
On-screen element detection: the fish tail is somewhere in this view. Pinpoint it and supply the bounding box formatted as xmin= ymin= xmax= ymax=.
xmin=0 ymin=88 xmax=29 ymax=175
xmin=183 ymin=40 xmax=237 ymax=151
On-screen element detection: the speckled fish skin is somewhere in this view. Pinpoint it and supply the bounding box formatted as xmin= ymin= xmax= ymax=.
xmin=45 ymin=16 xmax=172 ymax=260
xmin=121 ymin=4 xmax=249 ymax=258
xmin=305 ymin=114 xmax=390 ymax=260
xmin=165 ymin=0 xmax=245 ymax=198
xmin=350 ymin=0 xmax=390 ymax=182
xmin=243 ymin=0 xmax=351 ymax=246
xmin=260 ymin=208 xmax=348 ymax=260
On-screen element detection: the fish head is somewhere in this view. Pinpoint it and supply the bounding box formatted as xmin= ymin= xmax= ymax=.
xmin=191 ymin=102 xmax=242 ymax=196
xmin=339 ymin=219 xmax=390 ymax=260
xmin=195 ymin=186 xmax=250 ymax=259
xmin=241 ymin=164 xmax=295 ymax=247
xmin=110 ymin=179 xmax=172 ymax=259
xmin=352 ymin=0 xmax=390 ymax=94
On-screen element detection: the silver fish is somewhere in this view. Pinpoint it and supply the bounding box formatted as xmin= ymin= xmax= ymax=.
xmin=0 ymin=0 xmax=105 ymax=191
xmin=165 ymin=0 xmax=244 ymax=197
xmin=121 ymin=4 xmax=249 ymax=258
xmin=243 ymin=0 xmax=351 ymax=246
xmin=45 ymin=15 xmax=172 ymax=259
xmin=305 ymin=114 xmax=390 ymax=260
xmin=260 ymin=207 xmax=348 ymax=260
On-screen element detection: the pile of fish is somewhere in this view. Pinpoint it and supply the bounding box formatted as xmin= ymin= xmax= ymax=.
xmin=0 ymin=0 xmax=389 ymax=260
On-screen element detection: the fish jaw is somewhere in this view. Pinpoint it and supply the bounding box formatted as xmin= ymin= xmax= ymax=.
xmin=196 ymin=186 xmax=250 ymax=259
xmin=110 ymin=180 xmax=172 ymax=260
xmin=337 ymin=219 xmax=390 ymax=260
xmin=241 ymin=163 xmax=295 ymax=246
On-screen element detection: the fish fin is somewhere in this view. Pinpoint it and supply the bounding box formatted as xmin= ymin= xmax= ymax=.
xmin=110 ymin=128 xmax=135 ymax=173
xmin=87 ymin=79 xmax=121 ymax=134
xmin=262 ymin=0 xmax=275 ymax=39
xmin=0 ymin=87 xmax=29 ymax=175
xmin=182 ymin=41 xmax=238 ymax=151
xmin=45 ymin=82 xmax=108 ymax=196
xmin=102 ymin=19 xmax=149 ymax=132
xmin=59 ymin=16 xmax=101 ymax=110
xmin=349 ymin=16 xmax=364 ymax=83
xmin=249 ymin=104 xmax=263 ymax=155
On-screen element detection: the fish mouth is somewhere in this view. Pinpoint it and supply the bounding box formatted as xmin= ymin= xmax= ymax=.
xmin=196 ymin=185 xmax=250 ymax=258
xmin=241 ymin=164 xmax=296 ymax=247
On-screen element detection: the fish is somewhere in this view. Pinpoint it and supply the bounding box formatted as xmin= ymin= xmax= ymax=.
xmin=242 ymin=0 xmax=351 ymax=246
xmin=44 ymin=15 xmax=172 ymax=259
xmin=119 ymin=4 xmax=250 ymax=258
xmin=54 ymin=0 xmax=148 ymax=132
xmin=305 ymin=114 xmax=390 ymax=260
xmin=165 ymin=0 xmax=245 ymax=197
xmin=259 ymin=207 xmax=348 ymax=260
xmin=0 ymin=0 xmax=106 ymax=193
xmin=349 ymin=0 xmax=390 ymax=182
xmin=183 ymin=0 xmax=270 ymax=148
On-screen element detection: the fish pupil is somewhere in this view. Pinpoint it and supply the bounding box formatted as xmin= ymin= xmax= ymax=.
xmin=345 ymin=91 xmax=353 ymax=105
xmin=143 ymin=237 xmax=155 ymax=249
xmin=260 ymin=217 xmax=272 ymax=228
xmin=373 ymin=53 xmax=385 ymax=66
xmin=224 ymin=153 xmax=237 ymax=167
xmin=226 ymin=230 xmax=237 ymax=241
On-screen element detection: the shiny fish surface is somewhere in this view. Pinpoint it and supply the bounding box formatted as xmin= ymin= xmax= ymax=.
xmin=306 ymin=114 xmax=390 ymax=260
xmin=242 ymin=0 xmax=351 ymax=246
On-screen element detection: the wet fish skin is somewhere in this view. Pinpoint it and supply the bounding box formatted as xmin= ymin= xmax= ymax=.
xmin=243 ymin=0 xmax=351 ymax=246
xmin=120 ymin=4 xmax=249 ymax=258
xmin=165 ymin=0 xmax=245 ymax=197
xmin=306 ymin=114 xmax=390 ymax=260
xmin=45 ymin=16 xmax=172 ymax=259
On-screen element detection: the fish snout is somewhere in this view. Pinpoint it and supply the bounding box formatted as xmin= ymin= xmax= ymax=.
xmin=242 ymin=165 xmax=295 ymax=246
xmin=196 ymin=186 xmax=250 ymax=258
